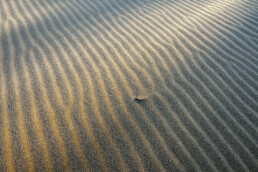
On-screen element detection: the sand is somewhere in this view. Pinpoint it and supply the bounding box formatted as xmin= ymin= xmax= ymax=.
xmin=0 ymin=0 xmax=257 ymax=171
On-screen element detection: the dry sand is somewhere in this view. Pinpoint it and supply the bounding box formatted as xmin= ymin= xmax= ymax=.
xmin=0 ymin=0 xmax=258 ymax=171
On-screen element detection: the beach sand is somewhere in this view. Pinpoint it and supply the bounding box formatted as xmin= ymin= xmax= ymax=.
xmin=0 ymin=0 xmax=257 ymax=171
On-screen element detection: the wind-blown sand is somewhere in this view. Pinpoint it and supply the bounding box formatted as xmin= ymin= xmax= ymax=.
xmin=0 ymin=0 xmax=257 ymax=171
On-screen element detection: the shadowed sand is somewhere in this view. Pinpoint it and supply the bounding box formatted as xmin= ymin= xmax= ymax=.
xmin=0 ymin=0 xmax=258 ymax=171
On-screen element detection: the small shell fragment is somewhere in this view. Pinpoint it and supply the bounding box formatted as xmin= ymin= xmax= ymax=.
xmin=134 ymin=95 xmax=148 ymax=102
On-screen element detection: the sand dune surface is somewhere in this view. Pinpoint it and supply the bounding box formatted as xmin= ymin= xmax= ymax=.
xmin=0 ymin=0 xmax=258 ymax=171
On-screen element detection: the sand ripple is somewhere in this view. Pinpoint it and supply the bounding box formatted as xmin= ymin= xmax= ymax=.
xmin=0 ymin=0 xmax=257 ymax=171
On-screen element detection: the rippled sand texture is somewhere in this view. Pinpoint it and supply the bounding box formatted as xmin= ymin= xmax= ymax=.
xmin=0 ymin=0 xmax=258 ymax=171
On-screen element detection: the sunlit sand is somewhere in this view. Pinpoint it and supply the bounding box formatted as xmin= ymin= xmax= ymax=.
xmin=0 ymin=0 xmax=257 ymax=171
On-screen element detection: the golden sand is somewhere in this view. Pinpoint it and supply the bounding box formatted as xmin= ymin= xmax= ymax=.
xmin=0 ymin=0 xmax=257 ymax=171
